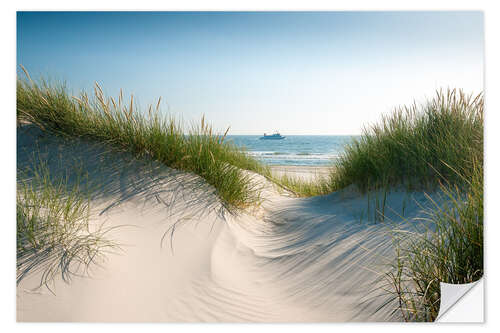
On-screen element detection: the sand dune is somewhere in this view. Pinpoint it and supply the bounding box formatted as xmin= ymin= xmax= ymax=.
xmin=17 ymin=125 xmax=440 ymax=322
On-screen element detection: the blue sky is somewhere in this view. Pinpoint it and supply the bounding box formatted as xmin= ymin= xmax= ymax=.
xmin=17 ymin=11 xmax=484 ymax=134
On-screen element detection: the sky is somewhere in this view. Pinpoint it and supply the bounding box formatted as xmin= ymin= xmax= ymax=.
xmin=16 ymin=11 xmax=484 ymax=135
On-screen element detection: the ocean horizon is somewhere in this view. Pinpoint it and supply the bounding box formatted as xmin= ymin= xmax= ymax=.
xmin=226 ymin=135 xmax=358 ymax=166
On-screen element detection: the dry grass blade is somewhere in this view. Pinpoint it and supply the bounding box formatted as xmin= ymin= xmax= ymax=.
xmin=16 ymin=160 xmax=118 ymax=288
xmin=16 ymin=68 xmax=266 ymax=210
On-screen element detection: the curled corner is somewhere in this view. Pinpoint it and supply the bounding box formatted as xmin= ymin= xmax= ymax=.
xmin=436 ymin=278 xmax=484 ymax=322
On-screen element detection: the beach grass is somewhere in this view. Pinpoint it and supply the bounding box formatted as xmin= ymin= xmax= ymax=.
xmin=331 ymin=88 xmax=483 ymax=192
xmin=381 ymin=158 xmax=483 ymax=321
xmin=17 ymin=69 xmax=268 ymax=211
xmin=352 ymin=89 xmax=484 ymax=321
xmin=17 ymin=159 xmax=115 ymax=288
xmin=255 ymin=89 xmax=482 ymax=198
xmin=268 ymin=172 xmax=335 ymax=197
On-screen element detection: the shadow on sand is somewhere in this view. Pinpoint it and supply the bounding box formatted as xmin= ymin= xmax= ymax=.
xmin=17 ymin=124 xmax=229 ymax=287
xmin=17 ymin=124 xmax=229 ymax=222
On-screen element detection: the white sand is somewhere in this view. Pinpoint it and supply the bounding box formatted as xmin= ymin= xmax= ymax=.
xmin=17 ymin=125 xmax=440 ymax=322
xmin=270 ymin=165 xmax=331 ymax=181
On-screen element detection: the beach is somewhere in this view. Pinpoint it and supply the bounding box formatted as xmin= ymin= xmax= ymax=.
xmin=269 ymin=165 xmax=332 ymax=181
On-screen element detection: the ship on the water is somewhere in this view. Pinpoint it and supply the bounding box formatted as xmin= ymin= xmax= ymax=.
xmin=260 ymin=132 xmax=286 ymax=140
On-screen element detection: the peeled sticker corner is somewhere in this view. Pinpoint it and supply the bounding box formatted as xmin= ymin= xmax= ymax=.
xmin=436 ymin=278 xmax=484 ymax=322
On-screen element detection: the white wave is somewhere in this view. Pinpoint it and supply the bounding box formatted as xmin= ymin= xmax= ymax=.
xmin=247 ymin=151 xmax=340 ymax=160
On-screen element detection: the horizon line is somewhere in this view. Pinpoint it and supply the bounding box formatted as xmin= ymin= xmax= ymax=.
xmin=226 ymin=133 xmax=361 ymax=136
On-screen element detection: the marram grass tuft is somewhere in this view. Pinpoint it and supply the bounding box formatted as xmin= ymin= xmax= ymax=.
xmin=332 ymin=88 xmax=483 ymax=192
xmin=17 ymin=70 xmax=269 ymax=210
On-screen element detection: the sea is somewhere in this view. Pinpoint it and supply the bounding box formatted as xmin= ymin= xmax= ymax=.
xmin=226 ymin=135 xmax=358 ymax=166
